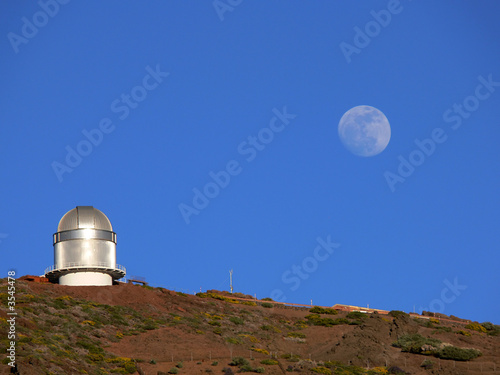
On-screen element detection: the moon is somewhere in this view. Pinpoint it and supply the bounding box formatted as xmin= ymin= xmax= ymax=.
xmin=338 ymin=105 xmax=391 ymax=157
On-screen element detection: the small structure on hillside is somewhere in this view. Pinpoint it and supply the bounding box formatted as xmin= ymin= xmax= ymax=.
xmin=18 ymin=275 xmax=49 ymax=283
xmin=45 ymin=206 xmax=126 ymax=286
xmin=332 ymin=304 xmax=389 ymax=314
xmin=127 ymin=276 xmax=148 ymax=286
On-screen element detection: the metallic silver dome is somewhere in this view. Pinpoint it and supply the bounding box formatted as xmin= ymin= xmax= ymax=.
xmin=57 ymin=206 xmax=113 ymax=232
xmin=46 ymin=205 xmax=125 ymax=286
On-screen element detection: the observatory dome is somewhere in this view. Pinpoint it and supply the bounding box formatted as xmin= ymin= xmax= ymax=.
xmin=57 ymin=206 xmax=113 ymax=232
xmin=45 ymin=206 xmax=125 ymax=286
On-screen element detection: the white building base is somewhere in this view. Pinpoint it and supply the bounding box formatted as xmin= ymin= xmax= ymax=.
xmin=59 ymin=272 xmax=112 ymax=286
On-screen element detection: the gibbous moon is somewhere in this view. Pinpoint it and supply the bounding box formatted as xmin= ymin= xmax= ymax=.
xmin=338 ymin=105 xmax=391 ymax=157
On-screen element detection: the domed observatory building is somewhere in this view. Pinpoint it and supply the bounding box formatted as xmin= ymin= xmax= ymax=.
xmin=45 ymin=206 xmax=126 ymax=286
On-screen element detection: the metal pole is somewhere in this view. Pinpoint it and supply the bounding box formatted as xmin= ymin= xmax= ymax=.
xmin=229 ymin=269 xmax=233 ymax=294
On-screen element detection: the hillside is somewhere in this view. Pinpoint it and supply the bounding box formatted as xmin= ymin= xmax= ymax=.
xmin=0 ymin=279 xmax=499 ymax=375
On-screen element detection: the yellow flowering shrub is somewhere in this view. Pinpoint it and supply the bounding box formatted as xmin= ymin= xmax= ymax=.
xmin=465 ymin=322 xmax=487 ymax=333
xmin=251 ymin=348 xmax=269 ymax=355
xmin=57 ymin=295 xmax=73 ymax=301
xmin=370 ymin=367 xmax=389 ymax=374
xmin=106 ymin=356 xmax=133 ymax=363
xmin=311 ymin=367 xmax=332 ymax=374
xmin=239 ymin=334 xmax=259 ymax=343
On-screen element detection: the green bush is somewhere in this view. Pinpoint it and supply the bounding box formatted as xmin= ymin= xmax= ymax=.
xmin=393 ymin=334 xmax=441 ymax=354
xmin=225 ymin=337 xmax=242 ymax=344
xmin=346 ymin=311 xmax=367 ymax=320
xmin=76 ymin=340 xmax=104 ymax=354
xmin=394 ymin=333 xmax=482 ymax=361
xmin=311 ymin=367 xmax=332 ymax=374
xmin=239 ymin=364 xmax=253 ymax=372
xmin=322 ymin=361 xmax=340 ymax=369
xmin=143 ymin=321 xmax=158 ymax=330
xmin=281 ymin=353 xmax=300 ymax=362
xmin=309 ymin=306 xmax=338 ymax=315
xmin=425 ymin=320 xmax=436 ymax=328
xmin=388 ymin=310 xmax=408 ymax=318
xmin=229 ymin=357 xmax=249 ymax=367
xmin=474 ymin=322 xmax=500 ymax=336
xmin=437 ymin=346 xmax=482 ymax=361
xmin=305 ymin=313 xmax=321 ymax=321
xmin=255 ymin=367 xmax=265 ymax=373
xmin=229 ymin=316 xmax=244 ymax=325
xmin=260 ymin=359 xmax=278 ymax=365
xmin=261 ymin=298 xmax=274 ymax=301
xmin=481 ymin=321 xmax=494 ymax=331
xmin=261 ymin=303 xmax=273 ymax=308
xmin=211 ymin=361 xmax=218 ymax=366
xmin=124 ymin=362 xmax=137 ymax=374
xmin=260 ymin=325 xmax=280 ymax=333
xmin=305 ymin=314 xmax=349 ymax=327
xmin=86 ymin=353 xmax=104 ymax=362
xmin=176 ymin=361 xmax=183 ymax=368
xmin=168 ymin=368 xmax=178 ymax=374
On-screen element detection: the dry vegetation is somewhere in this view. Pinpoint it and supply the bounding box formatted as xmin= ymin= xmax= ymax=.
xmin=0 ymin=279 xmax=499 ymax=375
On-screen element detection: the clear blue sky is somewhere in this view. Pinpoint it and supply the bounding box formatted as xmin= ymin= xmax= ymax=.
xmin=1 ymin=1 xmax=499 ymax=324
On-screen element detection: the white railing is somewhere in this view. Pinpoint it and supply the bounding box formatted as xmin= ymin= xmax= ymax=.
xmin=45 ymin=263 xmax=126 ymax=274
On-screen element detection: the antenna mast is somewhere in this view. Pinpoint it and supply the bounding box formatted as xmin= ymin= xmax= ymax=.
xmin=229 ymin=269 xmax=233 ymax=294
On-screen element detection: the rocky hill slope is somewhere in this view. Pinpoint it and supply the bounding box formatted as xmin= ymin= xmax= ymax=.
xmin=0 ymin=279 xmax=498 ymax=375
